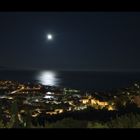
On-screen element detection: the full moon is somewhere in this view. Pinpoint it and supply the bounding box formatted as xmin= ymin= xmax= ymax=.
xmin=47 ymin=34 xmax=53 ymax=40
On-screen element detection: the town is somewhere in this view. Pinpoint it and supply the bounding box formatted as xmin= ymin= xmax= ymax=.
xmin=0 ymin=80 xmax=140 ymax=127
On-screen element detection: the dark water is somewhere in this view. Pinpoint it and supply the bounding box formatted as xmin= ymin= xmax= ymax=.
xmin=0 ymin=70 xmax=140 ymax=91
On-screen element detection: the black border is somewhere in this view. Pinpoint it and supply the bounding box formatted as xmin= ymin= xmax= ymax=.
xmin=1 ymin=128 xmax=140 ymax=137
xmin=0 ymin=0 xmax=140 ymax=11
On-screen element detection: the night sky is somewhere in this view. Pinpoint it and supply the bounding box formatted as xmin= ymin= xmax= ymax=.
xmin=0 ymin=12 xmax=140 ymax=71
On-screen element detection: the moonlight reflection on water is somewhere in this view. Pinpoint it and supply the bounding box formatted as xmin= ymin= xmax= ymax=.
xmin=36 ymin=71 xmax=60 ymax=86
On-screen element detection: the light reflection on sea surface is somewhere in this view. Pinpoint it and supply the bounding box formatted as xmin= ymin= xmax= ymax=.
xmin=36 ymin=71 xmax=60 ymax=86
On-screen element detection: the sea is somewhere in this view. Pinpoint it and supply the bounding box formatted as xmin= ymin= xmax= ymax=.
xmin=0 ymin=70 xmax=140 ymax=92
